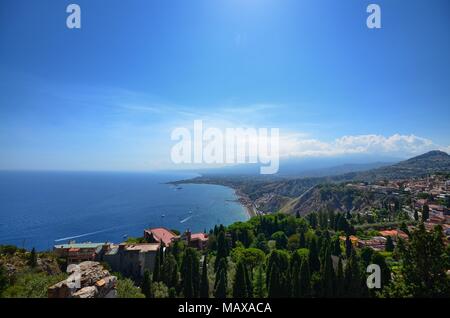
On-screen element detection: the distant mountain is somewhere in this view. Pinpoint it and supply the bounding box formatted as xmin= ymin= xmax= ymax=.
xmin=195 ymin=154 xmax=399 ymax=177
xmin=286 ymin=162 xmax=393 ymax=178
xmin=347 ymin=150 xmax=450 ymax=181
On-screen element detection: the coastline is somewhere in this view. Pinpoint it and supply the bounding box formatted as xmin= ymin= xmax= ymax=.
xmin=233 ymin=188 xmax=257 ymax=219
xmin=169 ymin=179 xmax=257 ymax=219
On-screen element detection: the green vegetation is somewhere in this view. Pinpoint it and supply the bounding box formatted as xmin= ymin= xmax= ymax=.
xmin=2 ymin=271 xmax=67 ymax=298
xmin=385 ymin=236 xmax=394 ymax=252
xmin=2 ymin=193 xmax=449 ymax=299
xmin=200 ymin=254 xmax=209 ymax=298
xmin=141 ymin=270 xmax=153 ymax=298
xmin=382 ymin=224 xmax=449 ymax=297
xmin=0 ymin=246 xmax=67 ymax=298
xmin=151 ymin=212 xmax=447 ymax=298
xmin=116 ymin=278 xmax=145 ymax=298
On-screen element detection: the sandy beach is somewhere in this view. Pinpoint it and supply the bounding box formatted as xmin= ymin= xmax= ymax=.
xmin=234 ymin=189 xmax=257 ymax=218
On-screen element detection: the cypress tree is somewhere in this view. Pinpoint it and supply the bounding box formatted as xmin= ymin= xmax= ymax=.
xmin=298 ymin=257 xmax=311 ymax=297
xmin=266 ymin=250 xmax=291 ymax=298
xmin=161 ymin=253 xmax=178 ymax=288
xmin=159 ymin=242 xmax=164 ymax=264
xmin=200 ymin=254 xmax=209 ymax=298
xmin=336 ymin=257 xmax=344 ymax=297
xmin=215 ymin=231 xmax=228 ymax=271
xmin=142 ymin=270 xmax=153 ymax=298
xmin=422 ymin=204 xmax=429 ymax=222
xmin=385 ymin=236 xmax=395 ymax=252
xmin=267 ymin=262 xmax=281 ymax=298
xmin=345 ymin=235 xmax=353 ymax=258
xmin=253 ymin=265 xmax=266 ymax=298
xmin=400 ymin=222 xmax=410 ymax=237
xmin=291 ymin=252 xmax=302 ymax=297
xmin=244 ymin=262 xmax=253 ymax=298
xmin=320 ymin=247 xmax=335 ymax=297
xmin=343 ymin=250 xmax=362 ymax=297
xmin=360 ymin=247 xmax=374 ymax=267
xmin=232 ymin=260 xmax=248 ymax=298
xmin=309 ymin=238 xmax=320 ymax=272
xmin=214 ymin=258 xmax=228 ymax=298
xmin=153 ymin=251 xmax=161 ymax=282
xmin=334 ymin=213 xmax=341 ymax=231
xmin=333 ymin=237 xmax=342 ymax=256
xmin=29 ymin=247 xmax=37 ymax=268
xmin=308 ymin=213 xmax=318 ymax=229
xmin=299 ymin=230 xmax=306 ymax=248
xmin=191 ymin=250 xmax=200 ymax=297
xmin=338 ymin=215 xmax=349 ymax=233
xmin=181 ymin=248 xmax=200 ymax=298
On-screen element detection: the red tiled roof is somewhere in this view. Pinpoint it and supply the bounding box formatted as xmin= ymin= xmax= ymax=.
xmin=145 ymin=227 xmax=177 ymax=245
xmin=379 ymin=230 xmax=408 ymax=240
xmin=190 ymin=233 xmax=208 ymax=241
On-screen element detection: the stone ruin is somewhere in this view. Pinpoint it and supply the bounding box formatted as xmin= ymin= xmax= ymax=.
xmin=48 ymin=261 xmax=117 ymax=298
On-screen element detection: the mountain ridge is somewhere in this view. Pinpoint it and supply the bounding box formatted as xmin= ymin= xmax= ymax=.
xmin=280 ymin=150 xmax=450 ymax=215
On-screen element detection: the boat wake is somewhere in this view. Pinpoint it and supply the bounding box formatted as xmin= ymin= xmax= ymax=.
xmin=54 ymin=228 xmax=113 ymax=242
xmin=180 ymin=215 xmax=193 ymax=224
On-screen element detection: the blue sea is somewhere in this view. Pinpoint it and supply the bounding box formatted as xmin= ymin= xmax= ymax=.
xmin=0 ymin=171 xmax=248 ymax=251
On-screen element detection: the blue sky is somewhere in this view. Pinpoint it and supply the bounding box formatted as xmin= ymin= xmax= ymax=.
xmin=0 ymin=0 xmax=449 ymax=170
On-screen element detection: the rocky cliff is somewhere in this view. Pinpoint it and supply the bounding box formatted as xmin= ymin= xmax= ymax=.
xmin=48 ymin=261 xmax=117 ymax=298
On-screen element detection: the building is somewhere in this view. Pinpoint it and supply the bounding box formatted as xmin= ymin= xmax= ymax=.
xmin=429 ymin=204 xmax=445 ymax=214
xmin=379 ymin=229 xmax=409 ymax=241
xmin=103 ymin=243 xmax=160 ymax=279
xmin=144 ymin=227 xmax=178 ymax=246
xmin=357 ymin=236 xmax=387 ymax=251
xmin=54 ymin=242 xmax=110 ymax=264
xmin=428 ymin=214 xmax=446 ymax=225
xmin=181 ymin=230 xmax=209 ymax=250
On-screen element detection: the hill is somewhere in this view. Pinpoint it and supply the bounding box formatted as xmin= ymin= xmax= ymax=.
xmin=280 ymin=151 xmax=450 ymax=215
xmin=180 ymin=150 xmax=450 ymax=214
xmin=347 ymin=150 xmax=450 ymax=181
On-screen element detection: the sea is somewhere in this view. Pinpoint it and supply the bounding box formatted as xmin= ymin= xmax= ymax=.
xmin=0 ymin=171 xmax=248 ymax=251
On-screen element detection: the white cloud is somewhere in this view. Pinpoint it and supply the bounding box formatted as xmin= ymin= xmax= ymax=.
xmin=279 ymin=133 xmax=448 ymax=158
